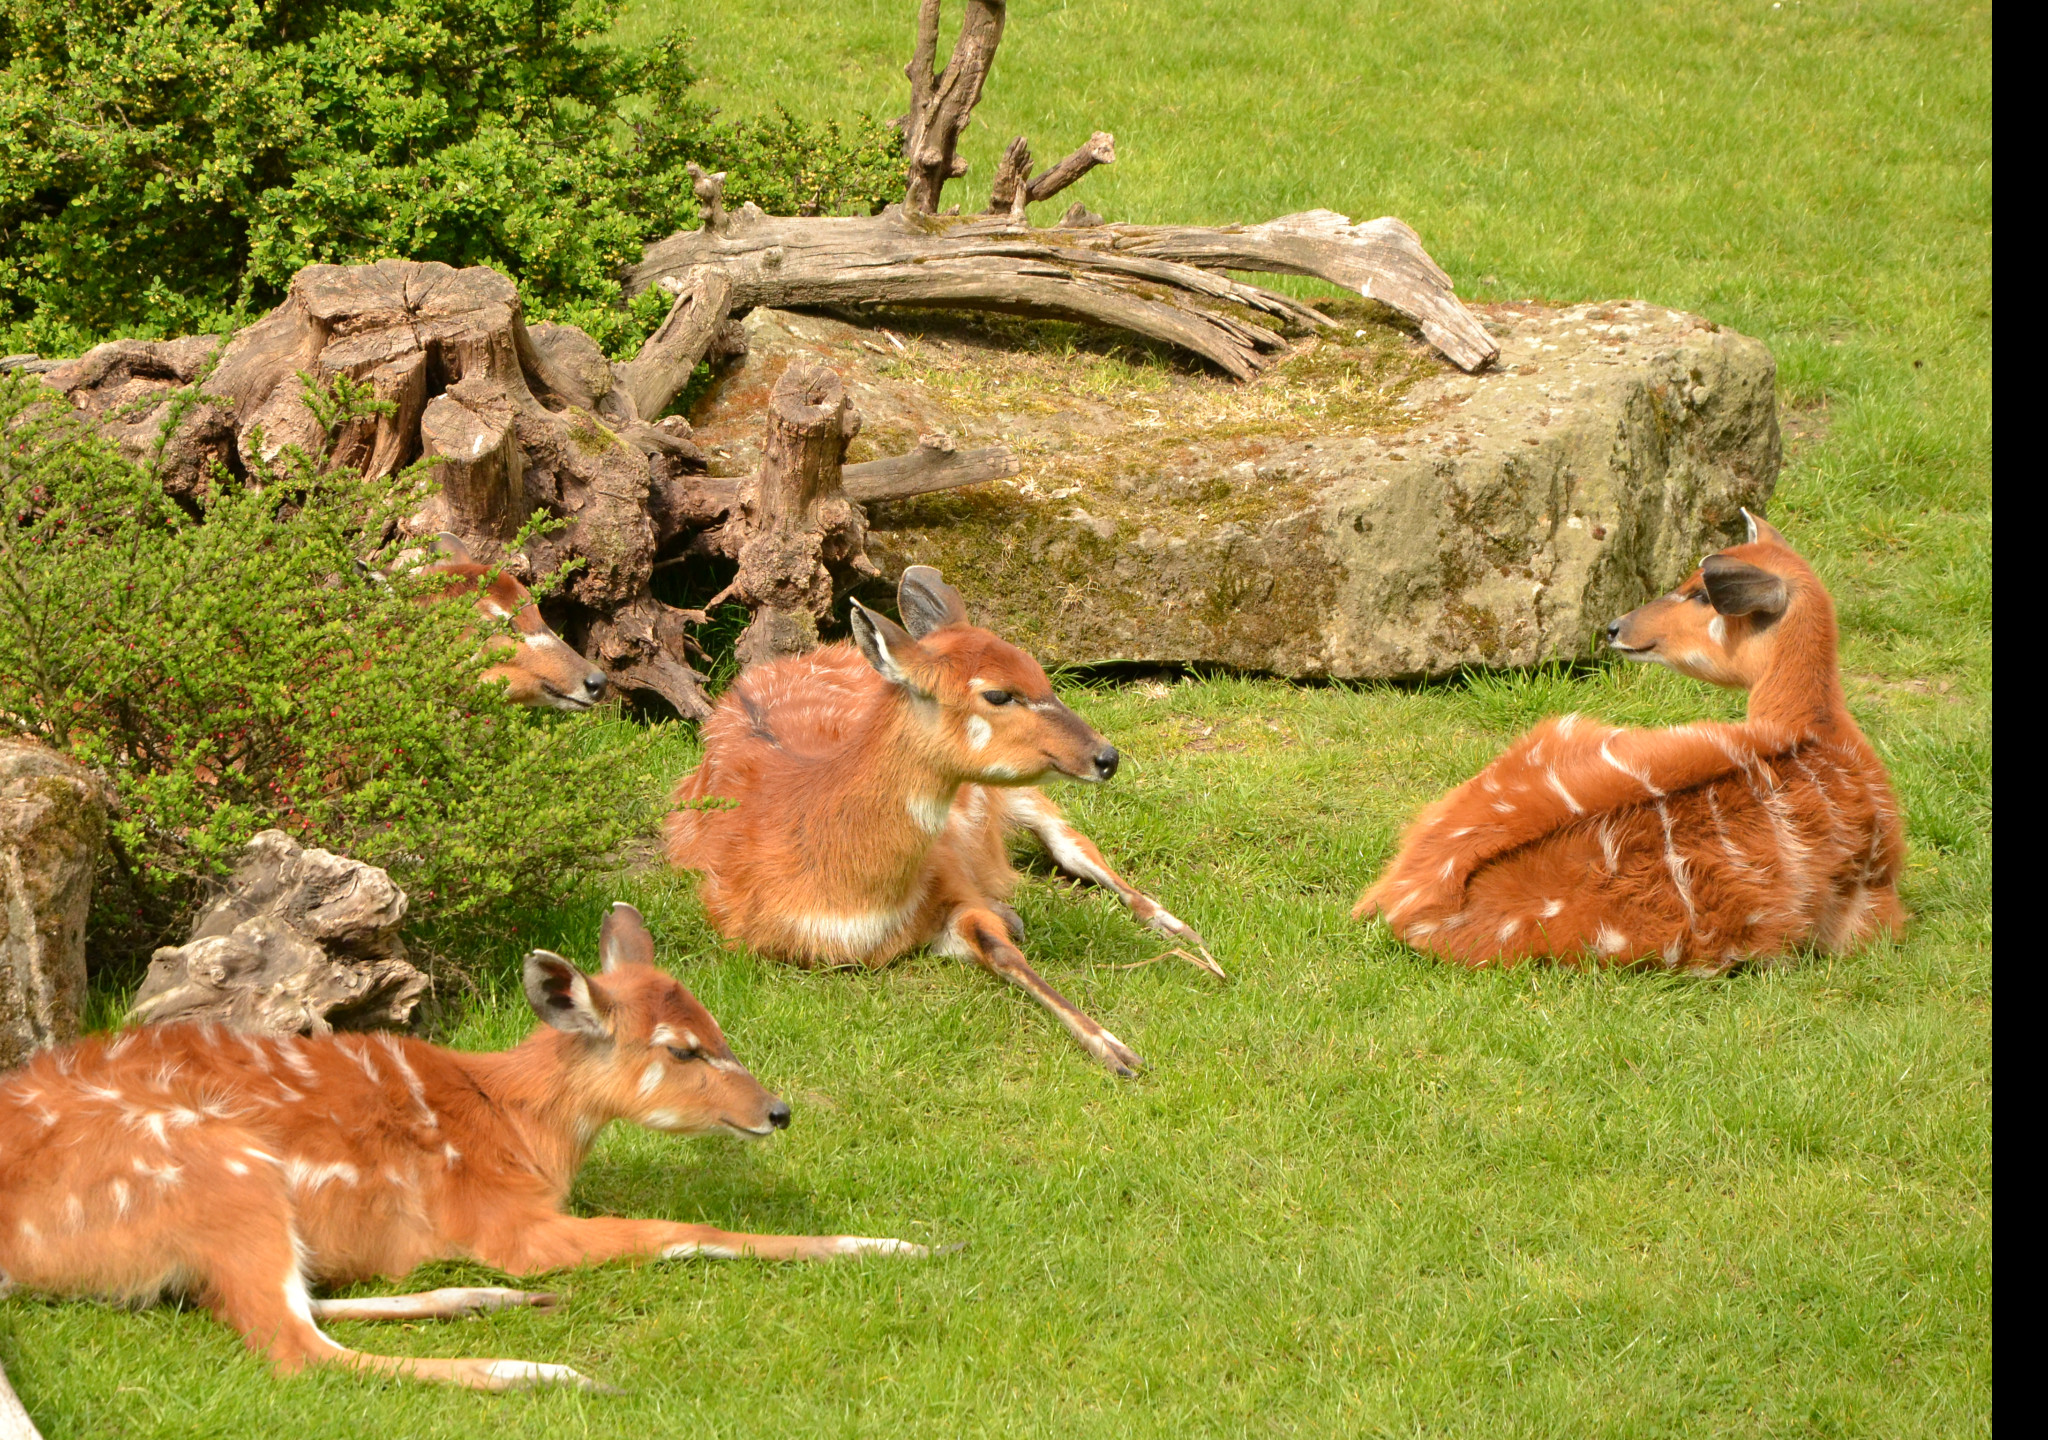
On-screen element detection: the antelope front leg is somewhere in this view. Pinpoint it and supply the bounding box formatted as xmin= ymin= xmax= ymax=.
xmin=940 ymin=906 xmax=1146 ymax=1076
xmin=475 ymin=1215 xmax=927 ymax=1275
xmin=1005 ymin=789 xmax=1226 ymax=978
xmin=310 ymin=1287 xmax=560 ymax=1322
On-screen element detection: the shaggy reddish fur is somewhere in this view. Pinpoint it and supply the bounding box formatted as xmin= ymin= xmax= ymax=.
xmin=0 ymin=909 xmax=914 ymax=1392
xmin=1355 ymin=520 xmax=1906 ymax=972
xmin=666 ymin=570 xmax=1216 ymax=1075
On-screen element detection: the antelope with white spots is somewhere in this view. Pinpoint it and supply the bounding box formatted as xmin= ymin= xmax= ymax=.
xmin=666 ymin=566 xmax=1222 ymax=1077
xmin=1354 ymin=512 xmax=1905 ymax=972
xmin=0 ymin=904 xmax=924 ymax=1406
xmin=422 ymin=533 xmax=609 ymax=711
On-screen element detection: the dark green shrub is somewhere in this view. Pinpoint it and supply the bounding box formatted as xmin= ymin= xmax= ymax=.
xmin=0 ymin=1 xmax=902 ymax=356
xmin=0 ymin=367 xmax=664 ymax=973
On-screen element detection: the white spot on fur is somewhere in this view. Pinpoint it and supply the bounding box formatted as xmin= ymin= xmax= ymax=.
xmin=966 ymin=716 xmax=992 ymax=751
xmin=643 ymin=1109 xmax=684 ymax=1130
xmin=443 ymin=1144 xmax=462 ymax=1167
xmin=637 ymin=1059 xmax=665 ymax=1098
xmin=1708 ymin=615 xmax=1727 ymax=645
xmin=662 ymin=1241 xmax=741 ymax=1260
xmin=1595 ymin=925 xmax=1629 ymax=956
xmin=1539 ymin=899 xmax=1563 ymax=919
xmin=1497 ymin=918 xmax=1522 ymax=943
xmin=225 ymin=1158 xmax=249 ymax=1176
xmin=907 ymin=793 xmax=952 ymax=834
xmin=109 ymin=1180 xmax=132 ymax=1218
xmin=650 ymin=1025 xmax=683 ymax=1047
xmin=286 ymin=1158 xmax=359 ymax=1192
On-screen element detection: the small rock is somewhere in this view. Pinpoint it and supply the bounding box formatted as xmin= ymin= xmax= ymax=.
xmin=1 ymin=740 xmax=106 ymax=1069
xmin=128 ymin=831 xmax=426 ymax=1036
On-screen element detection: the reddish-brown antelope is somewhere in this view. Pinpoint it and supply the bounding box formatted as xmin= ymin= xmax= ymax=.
xmin=0 ymin=904 xmax=924 ymax=1406
xmin=422 ymin=534 xmax=608 ymax=710
xmin=1355 ymin=512 xmax=1905 ymax=971
xmin=666 ymin=566 xmax=1221 ymax=1077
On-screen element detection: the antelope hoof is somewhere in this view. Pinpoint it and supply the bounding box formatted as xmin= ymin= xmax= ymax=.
xmin=446 ymin=1287 xmax=560 ymax=1317
xmin=831 ymin=1236 xmax=931 ymax=1258
xmin=464 ymin=1358 xmax=619 ymax=1393
xmin=1147 ymin=912 xmax=1226 ymax=979
xmin=1092 ymin=1029 xmax=1146 ymax=1077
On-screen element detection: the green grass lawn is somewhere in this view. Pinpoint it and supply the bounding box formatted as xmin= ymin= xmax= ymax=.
xmin=1 ymin=2 xmax=1989 ymax=1435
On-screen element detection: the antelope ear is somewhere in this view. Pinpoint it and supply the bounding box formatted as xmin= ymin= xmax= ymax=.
xmin=1741 ymin=508 xmax=1790 ymax=549
xmin=897 ymin=565 xmax=969 ymax=638
xmin=848 ymin=599 xmax=930 ymax=691
xmin=1700 ymin=555 xmax=1788 ymax=618
xmin=434 ymin=532 xmax=475 ymax=563
xmin=523 ymin=951 xmax=611 ymax=1039
xmin=598 ymin=902 xmax=656 ymax=972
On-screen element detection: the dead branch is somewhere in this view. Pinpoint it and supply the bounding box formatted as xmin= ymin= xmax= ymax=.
xmin=843 ymin=438 xmax=1019 ymax=502
xmin=987 ymin=136 xmax=1033 ymax=217
xmin=615 ymin=266 xmax=734 ymax=422
xmin=1027 ymin=132 xmax=1116 ymax=205
xmin=898 ymin=0 xmax=1008 ymax=212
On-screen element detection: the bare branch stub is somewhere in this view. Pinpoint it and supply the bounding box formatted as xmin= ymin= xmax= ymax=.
xmin=1026 ymin=131 xmax=1116 ymax=205
xmin=615 ymin=265 xmax=733 ymax=422
xmin=686 ymin=164 xmax=728 ymax=234
xmin=986 ymin=136 xmax=1034 ymax=217
xmin=899 ymin=1 xmax=1008 ymax=213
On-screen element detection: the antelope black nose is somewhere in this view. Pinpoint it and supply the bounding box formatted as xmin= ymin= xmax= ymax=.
xmin=1093 ymin=747 xmax=1120 ymax=780
xmin=1605 ymin=619 xmax=1622 ymax=644
xmin=583 ymin=671 xmax=608 ymax=698
xmin=767 ymin=1099 xmax=792 ymax=1130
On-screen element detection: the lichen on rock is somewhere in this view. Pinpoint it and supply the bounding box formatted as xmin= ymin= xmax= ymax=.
xmin=688 ymin=301 xmax=1779 ymax=677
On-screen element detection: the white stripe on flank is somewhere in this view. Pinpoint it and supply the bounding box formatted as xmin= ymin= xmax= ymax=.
xmin=1544 ymin=768 xmax=1585 ymax=815
xmin=1599 ymin=735 xmax=1664 ymax=796
xmin=1656 ymin=801 xmax=1699 ymax=932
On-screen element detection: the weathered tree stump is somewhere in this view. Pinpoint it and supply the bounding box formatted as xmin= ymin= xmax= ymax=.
xmin=127 ymin=831 xmax=427 ymax=1037
xmin=710 ymin=363 xmax=877 ymax=666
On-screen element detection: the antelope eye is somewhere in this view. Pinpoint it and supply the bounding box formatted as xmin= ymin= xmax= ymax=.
xmin=666 ymin=1045 xmax=701 ymax=1063
xmin=981 ymin=690 xmax=1013 ymax=706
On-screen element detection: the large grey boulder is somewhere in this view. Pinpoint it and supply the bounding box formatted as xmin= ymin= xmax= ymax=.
xmin=688 ymin=302 xmax=1779 ymax=677
xmin=128 ymin=830 xmax=426 ymax=1036
xmin=0 ymin=740 xmax=106 ymax=1070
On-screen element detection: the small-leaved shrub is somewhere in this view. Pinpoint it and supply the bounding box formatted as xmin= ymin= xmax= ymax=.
xmin=0 ymin=368 xmax=663 ymax=975
xmin=0 ymin=0 xmax=903 ymax=357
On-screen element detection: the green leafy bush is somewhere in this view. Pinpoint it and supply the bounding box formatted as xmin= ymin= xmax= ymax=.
xmin=0 ymin=367 xmax=663 ymax=972
xmin=0 ymin=1 xmax=902 ymax=356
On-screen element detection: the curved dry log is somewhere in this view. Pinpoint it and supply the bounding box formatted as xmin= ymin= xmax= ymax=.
xmin=1099 ymin=211 xmax=1498 ymax=372
xmin=626 ymin=204 xmax=1495 ymax=377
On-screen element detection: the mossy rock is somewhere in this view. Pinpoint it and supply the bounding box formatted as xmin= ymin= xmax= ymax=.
xmin=690 ymin=302 xmax=1779 ymax=677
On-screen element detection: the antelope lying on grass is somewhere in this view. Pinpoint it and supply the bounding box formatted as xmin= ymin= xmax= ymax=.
xmin=423 ymin=534 xmax=608 ymax=710
xmin=0 ymin=904 xmax=923 ymax=1402
xmin=666 ymin=566 xmax=1221 ymax=1077
xmin=1355 ymin=512 xmax=1905 ymax=972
